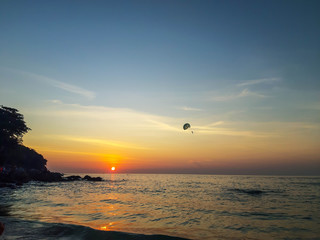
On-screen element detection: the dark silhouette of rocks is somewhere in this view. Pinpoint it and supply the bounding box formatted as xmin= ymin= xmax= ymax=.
xmin=65 ymin=175 xmax=104 ymax=182
xmin=0 ymin=170 xmax=106 ymax=188
xmin=0 ymin=168 xmax=64 ymax=186
xmin=65 ymin=175 xmax=82 ymax=181
xmin=83 ymin=175 xmax=103 ymax=181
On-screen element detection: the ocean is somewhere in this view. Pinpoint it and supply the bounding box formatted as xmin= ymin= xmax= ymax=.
xmin=0 ymin=174 xmax=319 ymax=240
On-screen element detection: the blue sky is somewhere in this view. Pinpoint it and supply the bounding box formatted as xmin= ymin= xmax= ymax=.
xmin=1 ymin=0 xmax=319 ymax=174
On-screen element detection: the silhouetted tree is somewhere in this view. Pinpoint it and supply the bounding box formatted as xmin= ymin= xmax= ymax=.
xmin=10 ymin=145 xmax=47 ymax=171
xmin=0 ymin=106 xmax=44 ymax=169
xmin=0 ymin=105 xmax=30 ymax=146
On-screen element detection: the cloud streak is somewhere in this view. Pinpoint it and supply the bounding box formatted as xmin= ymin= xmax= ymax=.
xmin=193 ymin=121 xmax=272 ymax=138
xmin=13 ymin=69 xmax=95 ymax=99
xmin=34 ymin=101 xmax=182 ymax=133
xmin=237 ymin=77 xmax=280 ymax=87
xmin=213 ymin=89 xmax=267 ymax=101
xmin=177 ymin=106 xmax=204 ymax=111
xmin=49 ymin=135 xmax=149 ymax=150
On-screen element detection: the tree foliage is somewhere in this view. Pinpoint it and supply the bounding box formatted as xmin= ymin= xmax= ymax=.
xmin=0 ymin=106 xmax=47 ymax=170
xmin=0 ymin=105 xmax=30 ymax=145
xmin=2 ymin=145 xmax=47 ymax=171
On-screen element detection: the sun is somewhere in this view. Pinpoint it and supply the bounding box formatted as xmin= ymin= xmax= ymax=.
xmin=111 ymin=167 xmax=116 ymax=171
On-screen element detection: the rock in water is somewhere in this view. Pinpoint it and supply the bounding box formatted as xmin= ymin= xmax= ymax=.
xmin=83 ymin=175 xmax=103 ymax=181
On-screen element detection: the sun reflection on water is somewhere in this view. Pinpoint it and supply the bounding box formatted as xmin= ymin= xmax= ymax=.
xmin=2 ymin=174 xmax=320 ymax=240
xmin=100 ymin=222 xmax=116 ymax=231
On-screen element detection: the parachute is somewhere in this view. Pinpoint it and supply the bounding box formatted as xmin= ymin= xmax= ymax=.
xmin=183 ymin=123 xmax=193 ymax=134
xmin=183 ymin=123 xmax=191 ymax=130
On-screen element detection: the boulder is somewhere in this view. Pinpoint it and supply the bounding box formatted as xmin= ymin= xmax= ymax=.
xmin=83 ymin=175 xmax=103 ymax=182
xmin=32 ymin=171 xmax=64 ymax=182
xmin=65 ymin=175 xmax=82 ymax=181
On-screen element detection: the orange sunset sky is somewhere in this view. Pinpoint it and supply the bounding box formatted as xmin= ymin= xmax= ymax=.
xmin=1 ymin=1 xmax=319 ymax=175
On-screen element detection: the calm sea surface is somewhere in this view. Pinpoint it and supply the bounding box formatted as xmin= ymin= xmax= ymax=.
xmin=1 ymin=174 xmax=320 ymax=239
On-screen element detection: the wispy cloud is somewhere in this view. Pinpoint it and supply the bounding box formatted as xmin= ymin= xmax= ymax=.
xmin=197 ymin=128 xmax=268 ymax=137
xmin=203 ymin=121 xmax=225 ymax=127
xmin=239 ymin=89 xmax=267 ymax=98
xmin=194 ymin=123 xmax=272 ymax=137
xmin=29 ymin=147 xmax=122 ymax=158
xmin=12 ymin=69 xmax=95 ymax=99
xmin=33 ymin=101 xmax=182 ymax=133
xmin=48 ymin=135 xmax=149 ymax=150
xmin=177 ymin=106 xmax=204 ymax=111
xmin=237 ymin=77 xmax=280 ymax=87
xmin=48 ymin=99 xmax=63 ymax=104
xmin=213 ymin=89 xmax=268 ymax=101
xmin=145 ymin=119 xmax=181 ymax=132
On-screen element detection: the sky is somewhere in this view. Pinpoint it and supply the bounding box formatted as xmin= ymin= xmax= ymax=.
xmin=0 ymin=0 xmax=319 ymax=175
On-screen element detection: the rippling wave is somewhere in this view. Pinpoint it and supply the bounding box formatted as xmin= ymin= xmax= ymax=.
xmin=1 ymin=174 xmax=320 ymax=239
xmin=0 ymin=217 xmax=188 ymax=240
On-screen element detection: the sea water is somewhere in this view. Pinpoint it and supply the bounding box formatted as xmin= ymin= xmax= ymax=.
xmin=0 ymin=174 xmax=320 ymax=239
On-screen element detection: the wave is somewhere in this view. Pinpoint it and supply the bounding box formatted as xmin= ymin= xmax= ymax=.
xmin=229 ymin=188 xmax=265 ymax=195
xmin=0 ymin=217 xmax=189 ymax=240
xmin=228 ymin=188 xmax=286 ymax=196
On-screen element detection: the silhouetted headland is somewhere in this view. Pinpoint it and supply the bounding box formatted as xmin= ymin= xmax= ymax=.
xmin=0 ymin=105 xmax=103 ymax=188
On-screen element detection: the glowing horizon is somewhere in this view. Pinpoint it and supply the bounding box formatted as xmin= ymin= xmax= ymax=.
xmin=19 ymin=101 xmax=319 ymax=175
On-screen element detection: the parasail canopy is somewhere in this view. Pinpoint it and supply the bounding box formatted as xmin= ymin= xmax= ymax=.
xmin=183 ymin=123 xmax=191 ymax=130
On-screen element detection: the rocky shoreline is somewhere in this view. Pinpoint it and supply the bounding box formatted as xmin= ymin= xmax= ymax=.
xmin=0 ymin=168 xmax=103 ymax=189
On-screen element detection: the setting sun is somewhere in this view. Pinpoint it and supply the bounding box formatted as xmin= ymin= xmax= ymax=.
xmin=111 ymin=167 xmax=116 ymax=171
